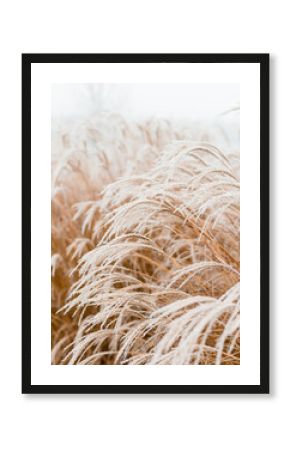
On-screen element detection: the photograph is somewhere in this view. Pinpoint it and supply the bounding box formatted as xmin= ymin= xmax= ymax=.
xmin=51 ymin=83 xmax=240 ymax=366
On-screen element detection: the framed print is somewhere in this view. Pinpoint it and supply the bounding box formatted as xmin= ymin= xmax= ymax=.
xmin=22 ymin=53 xmax=269 ymax=394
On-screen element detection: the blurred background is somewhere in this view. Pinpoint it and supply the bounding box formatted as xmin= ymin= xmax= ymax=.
xmin=51 ymin=84 xmax=240 ymax=153
xmin=52 ymin=83 xmax=239 ymax=121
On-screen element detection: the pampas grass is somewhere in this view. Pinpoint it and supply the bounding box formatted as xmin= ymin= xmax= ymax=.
xmin=51 ymin=112 xmax=240 ymax=365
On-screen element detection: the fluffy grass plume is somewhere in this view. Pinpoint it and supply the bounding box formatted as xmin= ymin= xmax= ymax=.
xmin=51 ymin=113 xmax=240 ymax=365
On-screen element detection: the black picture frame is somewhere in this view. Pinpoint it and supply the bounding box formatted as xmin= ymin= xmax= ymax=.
xmin=22 ymin=53 xmax=269 ymax=394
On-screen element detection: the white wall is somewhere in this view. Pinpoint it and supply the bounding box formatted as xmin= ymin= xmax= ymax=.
xmin=0 ymin=2 xmax=286 ymax=450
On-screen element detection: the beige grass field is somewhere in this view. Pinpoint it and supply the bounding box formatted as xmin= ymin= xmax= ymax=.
xmin=51 ymin=112 xmax=240 ymax=365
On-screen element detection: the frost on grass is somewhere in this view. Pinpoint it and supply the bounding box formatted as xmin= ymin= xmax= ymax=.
xmin=51 ymin=113 xmax=240 ymax=365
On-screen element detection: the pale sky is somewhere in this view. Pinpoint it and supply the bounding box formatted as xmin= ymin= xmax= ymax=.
xmin=52 ymin=83 xmax=239 ymax=121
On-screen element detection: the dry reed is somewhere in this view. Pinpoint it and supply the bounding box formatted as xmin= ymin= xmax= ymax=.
xmin=51 ymin=113 xmax=240 ymax=365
